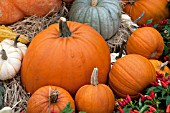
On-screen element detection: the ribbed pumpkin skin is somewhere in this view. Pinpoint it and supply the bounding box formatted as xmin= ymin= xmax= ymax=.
xmin=123 ymin=0 xmax=169 ymax=25
xmin=21 ymin=21 xmax=110 ymax=96
xmin=149 ymin=59 xmax=170 ymax=75
xmin=0 ymin=0 xmax=62 ymax=25
xmin=75 ymin=84 xmax=115 ymax=113
xmin=26 ymin=86 xmax=75 ymax=113
xmin=68 ymin=0 xmax=121 ymax=40
xmin=126 ymin=27 xmax=164 ymax=59
xmin=109 ymin=54 xmax=156 ymax=98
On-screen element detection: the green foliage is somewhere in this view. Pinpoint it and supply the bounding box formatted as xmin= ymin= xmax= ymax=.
xmin=116 ymin=72 xmax=170 ymax=113
xmin=60 ymin=102 xmax=86 ymax=113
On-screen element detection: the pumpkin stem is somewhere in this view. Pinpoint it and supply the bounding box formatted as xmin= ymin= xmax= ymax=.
xmin=50 ymin=90 xmax=59 ymax=103
xmin=133 ymin=11 xmax=145 ymax=23
xmin=14 ymin=35 xmax=20 ymax=48
xmin=1 ymin=49 xmax=7 ymax=60
xmin=90 ymin=67 xmax=98 ymax=86
xmin=59 ymin=17 xmax=72 ymax=37
xmin=91 ymin=0 xmax=98 ymax=6
xmin=116 ymin=40 xmax=126 ymax=59
xmin=158 ymin=61 xmax=169 ymax=70
xmin=150 ymin=51 xmax=157 ymax=58
xmin=129 ymin=0 xmax=136 ymax=5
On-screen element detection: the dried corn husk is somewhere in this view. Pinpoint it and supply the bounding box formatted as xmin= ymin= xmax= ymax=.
xmin=0 ymin=26 xmax=30 ymax=44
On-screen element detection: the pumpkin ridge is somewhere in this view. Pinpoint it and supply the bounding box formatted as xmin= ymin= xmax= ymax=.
xmin=7 ymin=61 xmax=17 ymax=74
xmin=101 ymin=84 xmax=114 ymax=112
xmin=127 ymin=35 xmax=151 ymax=56
xmin=136 ymin=2 xmax=153 ymax=19
xmin=132 ymin=32 xmax=153 ymax=54
xmin=109 ymin=69 xmax=138 ymax=94
xmin=114 ymin=60 xmax=144 ymax=90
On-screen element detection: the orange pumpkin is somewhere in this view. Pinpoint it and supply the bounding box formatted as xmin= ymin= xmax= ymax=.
xmin=109 ymin=54 xmax=156 ymax=98
xmin=126 ymin=27 xmax=164 ymax=59
xmin=0 ymin=0 xmax=62 ymax=25
xmin=21 ymin=17 xmax=110 ymax=96
xmin=75 ymin=68 xmax=115 ymax=113
xmin=122 ymin=0 xmax=169 ymax=25
xmin=149 ymin=59 xmax=170 ymax=75
xmin=26 ymin=85 xmax=75 ymax=113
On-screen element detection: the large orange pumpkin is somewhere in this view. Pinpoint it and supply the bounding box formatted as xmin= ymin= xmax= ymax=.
xmin=126 ymin=27 xmax=164 ymax=59
xmin=122 ymin=0 xmax=169 ymax=25
xmin=75 ymin=68 xmax=115 ymax=113
xmin=0 ymin=0 xmax=62 ymax=25
xmin=109 ymin=54 xmax=156 ymax=98
xmin=26 ymin=85 xmax=75 ymax=113
xmin=21 ymin=17 xmax=110 ymax=96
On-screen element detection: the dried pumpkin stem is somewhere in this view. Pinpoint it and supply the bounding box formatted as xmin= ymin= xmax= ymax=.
xmin=50 ymin=90 xmax=59 ymax=103
xmin=158 ymin=61 xmax=169 ymax=70
xmin=1 ymin=49 xmax=7 ymax=60
xmin=133 ymin=11 xmax=145 ymax=23
xmin=91 ymin=0 xmax=98 ymax=6
xmin=129 ymin=0 xmax=136 ymax=5
xmin=90 ymin=67 xmax=98 ymax=86
xmin=59 ymin=17 xmax=72 ymax=37
xmin=14 ymin=35 xmax=20 ymax=48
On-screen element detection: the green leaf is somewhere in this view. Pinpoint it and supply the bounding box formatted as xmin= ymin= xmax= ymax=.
xmin=166 ymin=96 xmax=170 ymax=106
xmin=146 ymin=19 xmax=153 ymax=24
xmin=60 ymin=102 xmax=74 ymax=113
xmin=164 ymin=44 xmax=169 ymax=55
xmin=165 ymin=73 xmax=169 ymax=77
xmin=79 ymin=112 xmax=86 ymax=113
xmin=138 ymin=98 xmax=143 ymax=108
xmin=161 ymin=90 xmax=167 ymax=98
xmin=123 ymin=108 xmax=131 ymax=113
xmin=139 ymin=105 xmax=149 ymax=113
xmin=153 ymin=24 xmax=159 ymax=29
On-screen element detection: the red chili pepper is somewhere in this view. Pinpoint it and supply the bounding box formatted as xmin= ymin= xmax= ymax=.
xmin=166 ymin=104 xmax=170 ymax=113
xmin=148 ymin=105 xmax=156 ymax=112
xmin=146 ymin=95 xmax=152 ymax=100
xmin=149 ymin=90 xmax=155 ymax=99
xmin=119 ymin=108 xmax=125 ymax=113
xmin=139 ymin=93 xmax=146 ymax=102
xmin=161 ymin=81 xmax=168 ymax=88
xmin=118 ymin=101 xmax=124 ymax=107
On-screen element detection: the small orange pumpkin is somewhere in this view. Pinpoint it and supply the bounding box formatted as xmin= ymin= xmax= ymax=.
xmin=0 ymin=0 xmax=62 ymax=25
xmin=149 ymin=59 xmax=170 ymax=75
xmin=109 ymin=54 xmax=156 ymax=98
xmin=126 ymin=27 xmax=164 ymax=59
xmin=26 ymin=86 xmax=75 ymax=113
xmin=75 ymin=68 xmax=115 ymax=113
xmin=122 ymin=0 xmax=169 ymax=25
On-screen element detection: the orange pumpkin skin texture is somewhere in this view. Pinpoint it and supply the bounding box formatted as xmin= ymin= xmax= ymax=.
xmin=75 ymin=68 xmax=115 ymax=113
xmin=26 ymin=86 xmax=75 ymax=113
xmin=0 ymin=0 xmax=62 ymax=25
xmin=123 ymin=0 xmax=169 ymax=25
xmin=109 ymin=54 xmax=156 ymax=98
xmin=149 ymin=59 xmax=170 ymax=75
xmin=21 ymin=19 xmax=110 ymax=96
xmin=126 ymin=27 xmax=164 ymax=59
